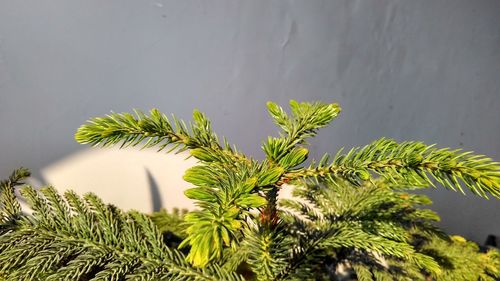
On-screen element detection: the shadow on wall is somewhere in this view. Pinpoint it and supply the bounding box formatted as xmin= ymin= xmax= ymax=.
xmin=31 ymin=147 xmax=198 ymax=213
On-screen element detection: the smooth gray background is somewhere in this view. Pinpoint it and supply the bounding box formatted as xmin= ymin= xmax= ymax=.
xmin=0 ymin=1 xmax=499 ymax=243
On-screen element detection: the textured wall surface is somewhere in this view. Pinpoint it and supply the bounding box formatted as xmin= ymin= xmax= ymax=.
xmin=0 ymin=1 xmax=499 ymax=243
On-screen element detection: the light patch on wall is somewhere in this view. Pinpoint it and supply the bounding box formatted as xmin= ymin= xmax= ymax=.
xmin=38 ymin=147 xmax=198 ymax=213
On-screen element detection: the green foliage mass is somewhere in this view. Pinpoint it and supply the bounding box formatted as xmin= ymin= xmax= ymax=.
xmin=1 ymin=100 xmax=500 ymax=280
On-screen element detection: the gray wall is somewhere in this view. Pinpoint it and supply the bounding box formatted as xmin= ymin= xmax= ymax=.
xmin=1 ymin=0 xmax=499 ymax=243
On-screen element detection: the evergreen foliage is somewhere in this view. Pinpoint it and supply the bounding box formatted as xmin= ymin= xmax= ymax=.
xmin=1 ymin=100 xmax=499 ymax=280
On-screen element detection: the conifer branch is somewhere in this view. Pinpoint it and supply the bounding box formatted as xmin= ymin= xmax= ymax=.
xmin=419 ymin=235 xmax=500 ymax=281
xmin=277 ymin=179 xmax=445 ymax=279
xmin=75 ymin=109 xmax=249 ymax=165
xmin=285 ymin=138 xmax=500 ymax=199
xmin=243 ymin=224 xmax=290 ymax=281
xmin=263 ymin=100 xmax=340 ymax=164
xmin=0 ymin=185 xmax=244 ymax=281
xmin=27 ymin=100 xmax=498 ymax=280
xmin=0 ymin=167 xmax=30 ymax=232
xmin=150 ymin=207 xmax=188 ymax=243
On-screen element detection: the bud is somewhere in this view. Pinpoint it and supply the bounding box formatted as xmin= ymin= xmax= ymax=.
xmin=266 ymin=101 xmax=280 ymax=116
xmin=407 ymin=154 xmax=423 ymax=166
xmin=356 ymin=169 xmax=371 ymax=181
xmin=192 ymin=109 xmax=205 ymax=125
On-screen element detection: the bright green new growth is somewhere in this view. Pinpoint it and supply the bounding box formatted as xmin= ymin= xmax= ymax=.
xmin=1 ymin=100 xmax=500 ymax=280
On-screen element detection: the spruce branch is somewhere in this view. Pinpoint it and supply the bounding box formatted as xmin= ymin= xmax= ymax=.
xmin=263 ymin=100 xmax=340 ymax=163
xmin=74 ymin=109 xmax=265 ymax=267
xmin=150 ymin=207 xmax=188 ymax=244
xmin=180 ymin=160 xmax=280 ymax=267
xmin=65 ymin=100 xmax=500 ymax=280
xmin=0 ymin=167 xmax=30 ymax=230
xmin=285 ymin=138 xmax=500 ymax=199
xmin=75 ymin=108 xmax=249 ymax=165
xmin=243 ymin=223 xmax=291 ymax=281
xmin=419 ymin=235 xmax=500 ymax=281
xmin=277 ymin=179 xmax=445 ymax=279
xmin=254 ymin=101 xmax=342 ymax=279
xmin=0 ymin=186 xmax=244 ymax=281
